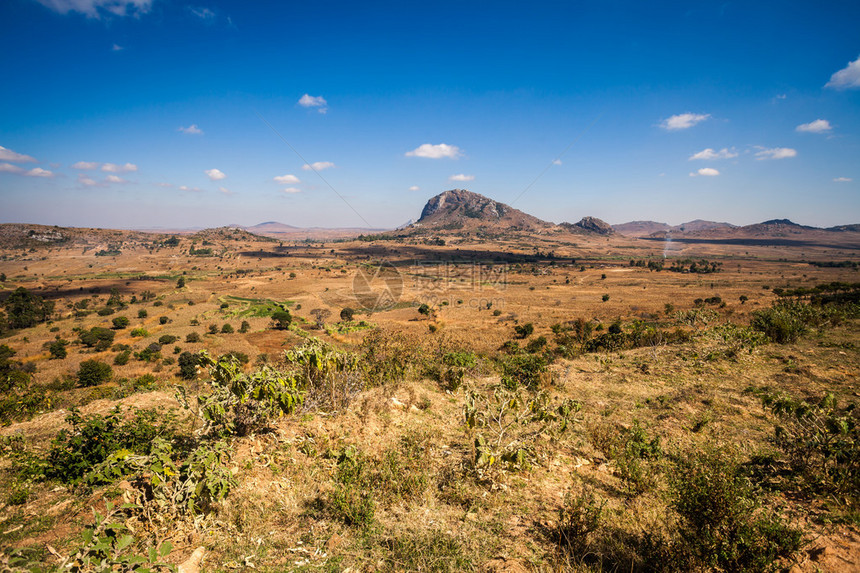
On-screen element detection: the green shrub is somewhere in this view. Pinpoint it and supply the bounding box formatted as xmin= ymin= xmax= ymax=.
xmin=42 ymin=407 xmax=175 ymax=484
xmin=77 ymin=359 xmax=112 ymax=387
xmin=221 ymin=323 xmax=234 ymax=334
xmin=130 ymin=327 xmax=148 ymax=338
xmin=501 ymin=353 xmax=548 ymax=389
xmin=185 ymin=332 xmax=201 ymax=343
xmin=179 ymin=353 xmax=303 ymax=436
xmin=751 ymin=302 xmax=809 ymax=343
xmin=49 ymin=339 xmax=68 ymax=359
xmin=78 ymin=326 xmax=115 ymax=349
xmin=670 ymin=447 xmax=803 ymax=572
xmin=158 ymin=334 xmax=178 ymax=345
xmin=239 ymin=320 xmax=250 ymax=333
xmin=178 ymin=351 xmax=200 ymax=380
xmin=137 ymin=309 xmax=148 ymax=319
xmin=114 ymin=349 xmax=131 ymax=365
xmin=111 ymin=316 xmax=129 ymax=330
xmin=159 ymin=316 xmax=169 ymax=325
xmin=760 ymin=391 xmax=859 ymax=499
xmin=514 ymin=322 xmax=534 ymax=338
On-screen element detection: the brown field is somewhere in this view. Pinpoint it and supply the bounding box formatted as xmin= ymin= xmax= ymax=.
xmin=1 ymin=226 xmax=859 ymax=572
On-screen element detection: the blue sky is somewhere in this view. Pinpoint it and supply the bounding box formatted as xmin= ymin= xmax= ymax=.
xmin=1 ymin=0 xmax=858 ymax=229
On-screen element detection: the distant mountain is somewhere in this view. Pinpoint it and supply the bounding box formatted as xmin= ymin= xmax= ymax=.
xmin=245 ymin=221 xmax=303 ymax=233
xmin=408 ymin=189 xmax=554 ymax=234
xmin=829 ymin=224 xmax=860 ymax=232
xmin=673 ymin=219 xmax=736 ymax=233
xmin=561 ymin=216 xmax=614 ymax=235
xmin=612 ymin=221 xmax=671 ymax=237
xmin=613 ymin=220 xmax=734 ymax=236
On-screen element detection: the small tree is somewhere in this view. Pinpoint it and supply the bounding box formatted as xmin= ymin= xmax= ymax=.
xmin=602 ymin=294 xmax=610 ymax=302
xmin=77 ymin=359 xmax=113 ymax=387
xmin=138 ymin=309 xmax=148 ymax=318
xmin=178 ymin=351 xmax=199 ymax=380
xmin=221 ymin=323 xmax=234 ymax=334
xmin=239 ymin=320 xmax=250 ymax=333
xmin=271 ymin=309 xmax=292 ymax=330
xmin=340 ymin=307 xmax=355 ymax=322
xmin=310 ymin=308 xmax=331 ymax=329
xmin=418 ymin=304 xmax=431 ymax=316
xmin=111 ymin=316 xmax=130 ymax=330
xmin=176 ymin=276 xmax=186 ymax=289
xmin=49 ymin=339 xmax=68 ymax=360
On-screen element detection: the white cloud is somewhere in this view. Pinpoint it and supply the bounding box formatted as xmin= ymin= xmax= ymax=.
xmin=825 ymin=55 xmax=860 ymax=90
xmin=112 ymin=43 xmax=123 ymax=51
xmin=659 ymin=113 xmax=711 ymax=131
xmin=405 ymin=143 xmax=462 ymax=159
xmin=102 ymin=162 xmax=137 ymax=173
xmin=689 ymin=168 xmax=720 ymax=177
xmin=689 ymin=147 xmax=738 ymax=161
xmin=776 ymin=94 xmax=787 ymax=100
xmin=281 ymin=187 xmax=301 ymax=194
xmin=833 ymin=177 xmax=853 ymax=183
xmin=0 ymin=145 xmax=36 ymax=163
xmin=449 ymin=173 xmax=475 ymax=182
xmin=755 ymin=147 xmax=797 ymax=160
xmin=298 ymin=94 xmax=327 ymax=113
xmin=796 ymin=119 xmax=832 ymax=133
xmin=178 ymin=124 xmax=203 ymax=135
xmin=156 ymin=182 xmax=173 ymax=188
xmin=105 ymin=174 xmax=126 ymax=183
xmin=274 ymin=174 xmax=300 ymax=184
xmin=0 ymin=163 xmax=25 ymax=174
xmin=302 ymin=161 xmax=335 ymax=171
xmin=72 ymin=161 xmax=100 ymax=170
xmin=35 ymin=0 xmax=153 ymax=18
xmin=552 ymin=159 xmax=563 ymax=165
xmin=190 ymin=6 xmax=215 ymax=20
xmin=205 ymin=168 xmax=226 ymax=181
xmin=219 ymin=186 xmax=233 ymax=195
xmin=25 ymin=167 xmax=54 ymax=177
xmin=78 ymin=174 xmax=100 ymax=186
xmin=408 ymin=185 xmax=420 ymax=191
xmin=0 ymin=162 xmax=53 ymax=177
xmin=179 ymin=185 xmax=203 ymax=192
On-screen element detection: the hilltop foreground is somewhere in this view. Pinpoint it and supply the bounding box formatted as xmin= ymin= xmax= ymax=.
xmin=0 ymin=198 xmax=859 ymax=572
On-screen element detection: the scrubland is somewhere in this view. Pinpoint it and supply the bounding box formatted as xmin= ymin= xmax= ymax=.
xmin=0 ymin=228 xmax=858 ymax=572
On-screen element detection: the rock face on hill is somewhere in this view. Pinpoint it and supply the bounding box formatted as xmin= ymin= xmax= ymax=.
xmin=564 ymin=216 xmax=614 ymax=235
xmin=412 ymin=189 xmax=553 ymax=233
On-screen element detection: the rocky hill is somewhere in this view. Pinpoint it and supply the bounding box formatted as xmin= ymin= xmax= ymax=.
xmin=561 ymin=216 xmax=614 ymax=235
xmin=408 ymin=189 xmax=554 ymax=234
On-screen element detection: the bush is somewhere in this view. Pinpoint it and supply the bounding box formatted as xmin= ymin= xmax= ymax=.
xmin=49 ymin=339 xmax=68 ymax=359
xmin=760 ymin=391 xmax=859 ymax=498
xmin=670 ymin=448 xmax=803 ymax=572
xmin=340 ymin=307 xmax=355 ymax=322
xmin=111 ymin=316 xmax=129 ymax=329
xmin=113 ymin=350 xmax=131 ymax=365
xmin=514 ymin=323 xmax=534 ymax=338
xmin=501 ymin=353 xmax=549 ymax=389
xmin=239 ymin=320 xmax=250 ymax=333
xmin=130 ymin=327 xmax=148 ymax=338
xmin=178 ymin=351 xmax=200 ymax=380
xmin=180 ymin=353 xmax=303 ymax=436
xmin=221 ymin=323 xmax=234 ymax=334
xmin=751 ymin=302 xmax=809 ymax=344
xmin=602 ymin=294 xmax=610 ymax=302
xmin=43 ymin=407 xmax=176 ymax=484
xmin=159 ymin=316 xmax=169 ymax=325
xmin=137 ymin=309 xmax=148 ymax=318
xmin=158 ymin=334 xmax=178 ymax=345
xmin=186 ymin=332 xmax=201 ymax=343
xmin=77 ymin=359 xmax=113 ymax=387
xmin=79 ymin=326 xmax=115 ymax=350
xmin=271 ymin=309 xmax=292 ymax=330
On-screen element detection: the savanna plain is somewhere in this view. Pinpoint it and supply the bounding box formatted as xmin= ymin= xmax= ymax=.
xmin=1 ymin=221 xmax=858 ymax=573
